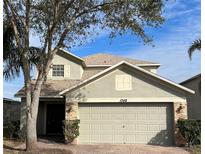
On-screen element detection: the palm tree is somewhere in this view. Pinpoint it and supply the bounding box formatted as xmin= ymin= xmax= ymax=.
xmin=188 ymin=39 xmax=201 ymax=59
xmin=187 ymin=39 xmax=201 ymax=92
xmin=3 ymin=19 xmax=43 ymax=80
xmin=3 ymin=19 xmax=22 ymax=80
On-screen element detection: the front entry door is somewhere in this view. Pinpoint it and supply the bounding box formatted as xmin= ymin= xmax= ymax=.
xmin=46 ymin=104 xmax=65 ymax=135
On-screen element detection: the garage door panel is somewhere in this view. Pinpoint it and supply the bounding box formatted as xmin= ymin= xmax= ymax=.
xmin=101 ymin=114 xmax=111 ymax=120
xmin=148 ymin=124 xmax=161 ymax=131
xmin=124 ymin=135 xmax=135 ymax=143
xmin=125 ymin=124 xmax=136 ymax=130
xmin=113 ymin=135 xmax=123 ymax=143
xmin=79 ymin=103 xmax=173 ymax=145
xmin=80 ymin=113 xmax=90 ymax=120
xmin=101 ymin=135 xmax=113 ymax=143
xmin=101 ymin=124 xmax=113 ymax=130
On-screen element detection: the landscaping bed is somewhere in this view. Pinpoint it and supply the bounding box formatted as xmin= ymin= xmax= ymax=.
xmin=3 ymin=139 xmax=73 ymax=154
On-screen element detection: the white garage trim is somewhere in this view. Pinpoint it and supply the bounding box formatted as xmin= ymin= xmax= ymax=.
xmin=66 ymin=97 xmax=186 ymax=103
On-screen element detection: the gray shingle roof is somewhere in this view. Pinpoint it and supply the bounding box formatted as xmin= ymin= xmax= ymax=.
xmin=83 ymin=53 xmax=157 ymax=66
xmin=15 ymin=53 xmax=159 ymax=97
xmin=15 ymin=69 xmax=102 ymax=97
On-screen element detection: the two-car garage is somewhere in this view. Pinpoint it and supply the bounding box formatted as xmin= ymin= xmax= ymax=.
xmin=61 ymin=62 xmax=194 ymax=145
xmin=78 ymin=102 xmax=174 ymax=145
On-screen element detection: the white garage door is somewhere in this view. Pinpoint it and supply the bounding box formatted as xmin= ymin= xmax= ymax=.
xmin=79 ymin=103 xmax=174 ymax=145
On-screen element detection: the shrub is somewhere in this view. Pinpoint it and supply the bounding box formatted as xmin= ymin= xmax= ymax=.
xmin=63 ymin=119 xmax=80 ymax=143
xmin=6 ymin=120 xmax=20 ymax=139
xmin=4 ymin=120 xmax=26 ymax=141
xmin=17 ymin=125 xmax=26 ymax=142
xmin=177 ymin=119 xmax=201 ymax=146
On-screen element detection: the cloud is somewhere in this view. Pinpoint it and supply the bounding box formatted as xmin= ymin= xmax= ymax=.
xmin=113 ymin=0 xmax=201 ymax=83
xmin=163 ymin=0 xmax=200 ymax=20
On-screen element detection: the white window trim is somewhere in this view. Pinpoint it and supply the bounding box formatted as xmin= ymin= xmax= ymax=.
xmin=115 ymin=75 xmax=132 ymax=91
xmin=66 ymin=65 xmax=71 ymax=78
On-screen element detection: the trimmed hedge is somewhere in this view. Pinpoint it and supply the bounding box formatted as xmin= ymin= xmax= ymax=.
xmin=177 ymin=119 xmax=201 ymax=146
xmin=63 ymin=119 xmax=80 ymax=143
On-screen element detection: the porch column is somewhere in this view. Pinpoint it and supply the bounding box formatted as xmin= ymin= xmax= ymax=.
xmin=65 ymin=99 xmax=79 ymax=144
xmin=173 ymin=101 xmax=188 ymax=146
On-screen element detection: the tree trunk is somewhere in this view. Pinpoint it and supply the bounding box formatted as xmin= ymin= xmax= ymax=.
xmin=26 ymin=77 xmax=44 ymax=151
xmin=26 ymin=113 xmax=37 ymax=150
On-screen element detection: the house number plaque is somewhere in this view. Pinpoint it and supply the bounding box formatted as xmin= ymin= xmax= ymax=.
xmin=120 ymin=99 xmax=127 ymax=103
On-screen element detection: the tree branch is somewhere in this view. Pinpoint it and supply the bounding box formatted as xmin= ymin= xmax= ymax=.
xmin=39 ymin=1 xmax=121 ymax=80
xmin=4 ymin=0 xmax=20 ymax=47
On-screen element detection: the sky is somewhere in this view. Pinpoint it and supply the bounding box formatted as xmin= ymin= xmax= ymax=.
xmin=3 ymin=0 xmax=201 ymax=100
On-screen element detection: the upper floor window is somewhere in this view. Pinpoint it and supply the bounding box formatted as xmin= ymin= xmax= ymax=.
xmin=115 ymin=75 xmax=132 ymax=91
xmin=52 ymin=65 xmax=64 ymax=77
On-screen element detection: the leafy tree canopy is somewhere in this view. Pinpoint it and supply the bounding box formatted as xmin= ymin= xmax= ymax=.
xmin=4 ymin=0 xmax=165 ymax=80
xmin=5 ymin=0 xmax=164 ymax=48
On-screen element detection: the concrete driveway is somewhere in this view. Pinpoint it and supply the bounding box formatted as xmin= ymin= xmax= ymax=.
xmin=36 ymin=142 xmax=190 ymax=154
xmin=68 ymin=144 xmax=190 ymax=154
xmin=15 ymin=141 xmax=190 ymax=154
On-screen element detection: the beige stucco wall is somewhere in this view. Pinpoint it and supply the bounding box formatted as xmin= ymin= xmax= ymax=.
xmin=66 ymin=67 xmax=187 ymax=103
xmin=47 ymin=51 xmax=83 ymax=80
xmin=181 ymin=77 xmax=201 ymax=120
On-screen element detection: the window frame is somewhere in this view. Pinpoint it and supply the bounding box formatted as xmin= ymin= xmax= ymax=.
xmin=115 ymin=74 xmax=132 ymax=91
xmin=52 ymin=65 xmax=64 ymax=77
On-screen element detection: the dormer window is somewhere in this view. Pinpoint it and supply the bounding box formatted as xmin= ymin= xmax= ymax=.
xmin=115 ymin=75 xmax=132 ymax=91
xmin=52 ymin=65 xmax=64 ymax=77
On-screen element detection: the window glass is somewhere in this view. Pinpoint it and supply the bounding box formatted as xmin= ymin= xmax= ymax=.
xmin=115 ymin=75 xmax=132 ymax=90
xmin=52 ymin=65 xmax=64 ymax=77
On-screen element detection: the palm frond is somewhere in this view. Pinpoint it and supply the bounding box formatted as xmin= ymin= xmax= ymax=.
xmin=3 ymin=19 xmax=22 ymax=80
xmin=3 ymin=19 xmax=45 ymax=80
xmin=3 ymin=47 xmax=45 ymax=80
xmin=188 ymin=39 xmax=201 ymax=60
xmin=3 ymin=48 xmax=22 ymax=80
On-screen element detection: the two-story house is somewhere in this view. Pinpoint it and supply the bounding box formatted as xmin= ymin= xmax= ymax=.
xmin=15 ymin=49 xmax=194 ymax=145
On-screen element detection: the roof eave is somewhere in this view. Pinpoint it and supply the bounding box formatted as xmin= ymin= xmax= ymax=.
xmin=59 ymin=48 xmax=84 ymax=62
xmin=85 ymin=63 xmax=161 ymax=67
xmin=15 ymin=95 xmax=64 ymax=98
xmin=180 ymin=74 xmax=201 ymax=85
xmin=137 ymin=64 xmax=161 ymax=67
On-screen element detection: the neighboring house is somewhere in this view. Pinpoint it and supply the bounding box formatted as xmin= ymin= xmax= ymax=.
xmin=180 ymin=74 xmax=201 ymax=120
xmin=3 ymin=98 xmax=21 ymax=126
xmin=15 ymin=49 xmax=194 ymax=146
